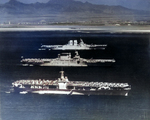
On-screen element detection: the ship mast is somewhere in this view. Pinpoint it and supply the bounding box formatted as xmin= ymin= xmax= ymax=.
xmin=60 ymin=71 xmax=64 ymax=80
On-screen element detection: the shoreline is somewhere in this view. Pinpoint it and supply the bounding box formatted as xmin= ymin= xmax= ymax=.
xmin=0 ymin=25 xmax=150 ymax=33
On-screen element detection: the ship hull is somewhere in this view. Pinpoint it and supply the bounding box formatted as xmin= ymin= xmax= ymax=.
xmin=86 ymin=62 xmax=114 ymax=66
xmin=51 ymin=47 xmax=106 ymax=50
xmin=22 ymin=61 xmax=114 ymax=67
xmin=13 ymin=87 xmax=129 ymax=96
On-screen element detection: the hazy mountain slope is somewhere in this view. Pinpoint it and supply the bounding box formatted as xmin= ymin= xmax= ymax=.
xmin=0 ymin=0 xmax=149 ymax=23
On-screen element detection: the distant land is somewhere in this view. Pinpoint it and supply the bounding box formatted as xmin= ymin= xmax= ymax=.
xmin=0 ymin=25 xmax=150 ymax=33
xmin=0 ymin=0 xmax=150 ymax=26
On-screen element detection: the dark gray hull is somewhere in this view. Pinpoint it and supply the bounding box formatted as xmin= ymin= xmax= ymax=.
xmin=22 ymin=61 xmax=115 ymax=67
xmin=13 ymin=87 xmax=129 ymax=96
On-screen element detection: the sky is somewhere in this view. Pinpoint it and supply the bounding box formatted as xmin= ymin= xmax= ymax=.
xmin=0 ymin=0 xmax=49 ymax=4
xmin=0 ymin=0 xmax=149 ymax=11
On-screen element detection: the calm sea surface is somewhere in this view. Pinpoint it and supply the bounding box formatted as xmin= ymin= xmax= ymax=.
xmin=0 ymin=31 xmax=150 ymax=120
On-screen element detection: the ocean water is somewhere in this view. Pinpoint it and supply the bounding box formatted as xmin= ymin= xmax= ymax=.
xmin=0 ymin=31 xmax=150 ymax=120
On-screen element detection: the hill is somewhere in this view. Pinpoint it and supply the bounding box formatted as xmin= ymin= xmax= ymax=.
xmin=0 ymin=0 xmax=149 ymax=24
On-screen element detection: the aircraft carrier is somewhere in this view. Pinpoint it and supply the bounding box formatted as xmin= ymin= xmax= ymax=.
xmin=21 ymin=51 xmax=115 ymax=67
xmin=39 ymin=39 xmax=107 ymax=50
xmin=11 ymin=71 xmax=131 ymax=96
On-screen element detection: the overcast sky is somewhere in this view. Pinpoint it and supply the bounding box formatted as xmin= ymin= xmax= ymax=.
xmin=0 ymin=0 xmax=149 ymax=10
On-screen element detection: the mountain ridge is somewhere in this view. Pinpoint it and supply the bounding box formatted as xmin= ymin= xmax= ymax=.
xmin=0 ymin=0 xmax=139 ymax=14
xmin=0 ymin=0 xmax=149 ymax=23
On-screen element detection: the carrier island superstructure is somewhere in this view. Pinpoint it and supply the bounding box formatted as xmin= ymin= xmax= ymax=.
xmin=21 ymin=51 xmax=115 ymax=67
xmin=12 ymin=71 xmax=131 ymax=96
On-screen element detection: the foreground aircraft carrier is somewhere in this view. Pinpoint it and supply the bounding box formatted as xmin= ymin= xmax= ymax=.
xmin=11 ymin=71 xmax=131 ymax=96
